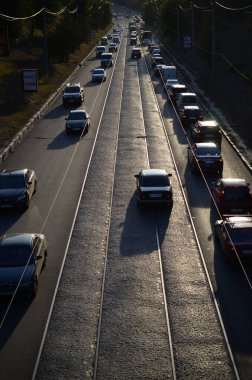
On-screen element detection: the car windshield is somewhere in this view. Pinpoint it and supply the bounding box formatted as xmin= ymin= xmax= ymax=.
xmin=196 ymin=146 xmax=220 ymax=156
xmin=94 ymin=70 xmax=104 ymax=74
xmin=230 ymin=227 xmax=252 ymax=243
xmin=0 ymin=175 xmax=25 ymax=189
xmin=64 ymin=86 xmax=80 ymax=93
xmin=0 ymin=245 xmax=32 ymax=267
xmin=140 ymin=175 xmax=169 ymax=187
xmin=224 ymin=187 xmax=249 ymax=200
xmin=68 ymin=112 xmax=86 ymax=120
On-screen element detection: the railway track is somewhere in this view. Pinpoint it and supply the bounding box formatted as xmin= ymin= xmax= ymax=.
xmin=35 ymin=22 xmax=238 ymax=379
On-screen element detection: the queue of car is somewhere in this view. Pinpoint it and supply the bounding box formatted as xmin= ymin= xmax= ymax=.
xmin=0 ymin=27 xmax=122 ymax=299
xmin=144 ymin=38 xmax=252 ymax=264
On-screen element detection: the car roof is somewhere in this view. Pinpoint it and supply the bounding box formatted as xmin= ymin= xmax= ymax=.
xmin=220 ymin=178 xmax=248 ymax=187
xmin=141 ymin=169 xmax=168 ymax=176
xmin=65 ymin=83 xmax=80 ymax=88
xmin=1 ymin=169 xmax=27 ymax=176
xmin=180 ymin=92 xmax=196 ymax=97
xmin=224 ymin=216 xmax=252 ymax=228
xmin=171 ymin=84 xmax=186 ymax=89
xmin=194 ymin=142 xmax=218 ymax=148
xmin=0 ymin=233 xmax=34 ymax=247
xmin=183 ymin=105 xmax=200 ymax=110
xmin=197 ymin=120 xmax=218 ymax=127
xmin=69 ymin=109 xmax=86 ymax=114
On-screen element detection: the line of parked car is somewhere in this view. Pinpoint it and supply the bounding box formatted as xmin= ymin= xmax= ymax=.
xmin=138 ymin=39 xmax=252 ymax=264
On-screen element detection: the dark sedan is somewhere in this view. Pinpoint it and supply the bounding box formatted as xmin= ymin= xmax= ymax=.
xmin=134 ymin=169 xmax=173 ymax=205
xmin=65 ymin=109 xmax=90 ymax=134
xmin=179 ymin=105 xmax=203 ymax=127
xmin=0 ymin=168 xmax=37 ymax=210
xmin=0 ymin=233 xmax=47 ymax=297
xmin=211 ymin=178 xmax=252 ymax=215
xmin=187 ymin=142 xmax=223 ymax=175
xmin=190 ymin=120 xmax=222 ymax=147
xmin=215 ymin=216 xmax=252 ymax=263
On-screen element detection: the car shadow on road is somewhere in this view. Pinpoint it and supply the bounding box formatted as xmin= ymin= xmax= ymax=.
xmin=47 ymin=130 xmax=82 ymax=150
xmin=0 ymin=210 xmax=21 ymax=235
xmin=0 ymin=296 xmax=33 ymax=349
xmin=119 ymin=193 xmax=172 ymax=257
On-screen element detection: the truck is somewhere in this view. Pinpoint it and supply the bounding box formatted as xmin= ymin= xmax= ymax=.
xmin=160 ymin=65 xmax=177 ymax=82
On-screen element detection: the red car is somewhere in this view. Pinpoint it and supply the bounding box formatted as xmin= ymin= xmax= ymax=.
xmin=215 ymin=216 xmax=252 ymax=263
xmin=211 ymin=178 xmax=252 ymax=215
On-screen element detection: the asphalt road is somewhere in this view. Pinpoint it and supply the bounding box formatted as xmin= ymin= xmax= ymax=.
xmin=0 ymin=16 xmax=251 ymax=380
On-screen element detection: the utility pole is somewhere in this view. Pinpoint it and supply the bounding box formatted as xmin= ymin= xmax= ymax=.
xmin=191 ymin=2 xmax=195 ymax=57
xmin=42 ymin=9 xmax=49 ymax=82
xmin=177 ymin=1 xmax=180 ymax=48
xmin=211 ymin=0 xmax=216 ymax=78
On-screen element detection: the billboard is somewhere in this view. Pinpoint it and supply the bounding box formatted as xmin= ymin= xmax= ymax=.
xmin=21 ymin=69 xmax=38 ymax=92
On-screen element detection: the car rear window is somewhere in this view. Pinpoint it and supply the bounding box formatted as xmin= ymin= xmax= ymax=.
xmin=140 ymin=176 xmax=169 ymax=187
xmin=196 ymin=146 xmax=220 ymax=156
xmin=185 ymin=109 xmax=200 ymax=117
xmin=201 ymin=126 xmax=220 ymax=133
xmin=224 ymin=187 xmax=249 ymax=201
xmin=230 ymin=227 xmax=252 ymax=242
xmin=182 ymin=95 xmax=197 ymax=103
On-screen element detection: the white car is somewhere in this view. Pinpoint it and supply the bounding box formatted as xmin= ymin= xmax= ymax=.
xmin=92 ymin=68 xmax=106 ymax=82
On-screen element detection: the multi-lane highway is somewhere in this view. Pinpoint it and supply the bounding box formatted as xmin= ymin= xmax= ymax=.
xmin=0 ymin=16 xmax=251 ymax=380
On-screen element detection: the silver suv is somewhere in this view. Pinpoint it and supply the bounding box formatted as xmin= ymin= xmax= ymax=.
xmin=62 ymin=83 xmax=84 ymax=106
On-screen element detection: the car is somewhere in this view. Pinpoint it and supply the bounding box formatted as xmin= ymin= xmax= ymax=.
xmin=113 ymin=35 xmax=120 ymax=44
xmin=152 ymin=56 xmax=164 ymax=68
xmin=130 ymin=36 xmax=137 ymax=45
xmin=131 ymin=47 xmax=141 ymax=59
xmin=95 ymin=45 xmax=106 ymax=57
xmin=62 ymin=83 xmax=84 ymax=106
xmin=0 ymin=168 xmax=37 ymax=210
xmin=100 ymin=36 xmax=108 ymax=46
xmin=0 ymin=233 xmax=47 ymax=297
xmin=143 ymin=38 xmax=151 ymax=46
xmin=151 ymin=48 xmax=162 ymax=56
xmin=108 ymin=42 xmax=118 ymax=53
xmin=179 ymin=105 xmax=203 ymax=127
xmin=215 ymin=216 xmax=252 ymax=263
xmin=187 ymin=142 xmax=223 ymax=174
xmin=100 ymin=52 xmax=113 ymax=68
xmin=164 ymin=78 xmax=179 ymax=91
xmin=176 ymin=92 xmax=198 ymax=111
xmin=134 ymin=169 xmax=173 ymax=205
xmin=190 ymin=120 xmax=222 ymax=147
xmin=106 ymin=33 xmax=112 ymax=40
xmin=65 ymin=109 xmax=90 ymax=134
xmin=211 ymin=178 xmax=252 ymax=215
xmin=92 ymin=68 xmax=106 ymax=82
xmin=154 ymin=64 xmax=166 ymax=77
xmin=148 ymin=44 xmax=159 ymax=53
xmin=168 ymin=84 xmax=187 ymax=102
